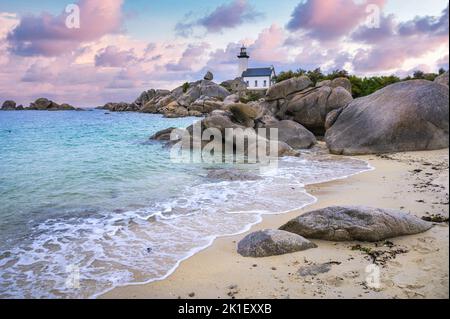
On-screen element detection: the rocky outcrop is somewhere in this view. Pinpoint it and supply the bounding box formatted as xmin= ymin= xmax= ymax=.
xmin=280 ymin=206 xmax=433 ymax=242
xmin=28 ymin=98 xmax=77 ymax=111
xmin=282 ymin=85 xmax=353 ymax=135
xmin=434 ymin=71 xmax=449 ymax=87
xmin=237 ymin=229 xmax=317 ymax=257
xmin=1 ymin=100 xmax=19 ymax=110
xmin=140 ymin=90 xmax=172 ymax=113
xmin=100 ymin=102 xmax=134 ymax=112
xmin=325 ymin=80 xmax=449 ymax=155
xmin=2 ymin=99 xmax=80 ymax=111
xmin=102 ymin=72 xmax=230 ymax=117
xmin=262 ymin=120 xmax=316 ymax=149
xmin=152 ymin=100 xmax=301 ymax=158
xmin=266 ymin=76 xmax=353 ymax=135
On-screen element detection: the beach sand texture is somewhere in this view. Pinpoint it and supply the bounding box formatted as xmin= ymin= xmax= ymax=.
xmin=102 ymin=148 xmax=449 ymax=299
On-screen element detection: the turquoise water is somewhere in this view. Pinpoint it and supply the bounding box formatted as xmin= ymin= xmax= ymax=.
xmin=0 ymin=110 xmax=371 ymax=298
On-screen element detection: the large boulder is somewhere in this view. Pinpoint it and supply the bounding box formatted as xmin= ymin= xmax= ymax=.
xmin=434 ymin=71 xmax=449 ymax=87
xmin=263 ymin=120 xmax=316 ymax=149
xmin=237 ymin=229 xmax=317 ymax=257
xmin=280 ymin=206 xmax=433 ymax=242
xmin=266 ymin=76 xmax=313 ymax=101
xmin=283 ymin=85 xmax=353 ymax=135
xmin=325 ymin=80 xmax=449 ymax=155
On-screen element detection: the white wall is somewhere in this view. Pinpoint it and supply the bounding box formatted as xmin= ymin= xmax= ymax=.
xmin=243 ymin=76 xmax=271 ymax=89
xmin=238 ymin=58 xmax=249 ymax=77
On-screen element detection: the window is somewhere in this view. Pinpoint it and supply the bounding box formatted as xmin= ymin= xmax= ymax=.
xmin=255 ymin=80 xmax=258 ymax=87
xmin=264 ymin=80 xmax=267 ymax=87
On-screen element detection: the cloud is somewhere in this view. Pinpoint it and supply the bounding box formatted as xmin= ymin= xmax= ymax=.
xmin=399 ymin=4 xmax=449 ymax=36
xmin=351 ymin=14 xmax=396 ymax=43
xmin=287 ymin=0 xmax=386 ymax=40
xmin=166 ymin=43 xmax=210 ymax=71
xmin=7 ymin=0 xmax=123 ymax=56
xmin=175 ymin=0 xmax=263 ymax=36
xmin=351 ymin=5 xmax=449 ymax=73
xmin=95 ymin=45 xmax=136 ymax=67
xmin=249 ymin=24 xmax=288 ymax=63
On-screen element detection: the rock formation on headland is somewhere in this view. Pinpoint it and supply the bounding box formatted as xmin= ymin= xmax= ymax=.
xmin=3 ymin=69 xmax=448 ymax=156
xmin=1 ymin=98 xmax=81 ymax=111
xmin=100 ymin=73 xmax=231 ymax=117
xmin=147 ymin=70 xmax=449 ymax=155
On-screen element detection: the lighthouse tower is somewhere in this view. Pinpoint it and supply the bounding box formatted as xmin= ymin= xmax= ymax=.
xmin=237 ymin=46 xmax=249 ymax=77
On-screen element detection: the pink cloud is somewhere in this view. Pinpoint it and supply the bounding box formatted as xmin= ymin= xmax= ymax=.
xmin=95 ymin=45 xmax=137 ymax=67
xmin=175 ymin=0 xmax=263 ymax=36
xmin=166 ymin=43 xmax=210 ymax=71
xmin=352 ymin=5 xmax=449 ymax=73
xmin=287 ymin=0 xmax=386 ymax=40
xmin=250 ymin=24 xmax=288 ymax=63
xmin=7 ymin=0 xmax=123 ymax=56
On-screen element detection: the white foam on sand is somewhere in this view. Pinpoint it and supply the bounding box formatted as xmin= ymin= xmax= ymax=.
xmin=0 ymin=153 xmax=373 ymax=299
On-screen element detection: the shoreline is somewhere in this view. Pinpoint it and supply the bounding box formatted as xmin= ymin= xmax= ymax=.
xmin=93 ymin=150 xmax=373 ymax=299
xmin=101 ymin=149 xmax=449 ymax=299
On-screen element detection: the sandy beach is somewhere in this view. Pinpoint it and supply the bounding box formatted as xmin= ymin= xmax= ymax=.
xmin=101 ymin=147 xmax=449 ymax=299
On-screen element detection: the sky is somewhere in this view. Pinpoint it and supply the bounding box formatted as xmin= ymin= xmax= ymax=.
xmin=0 ymin=0 xmax=448 ymax=107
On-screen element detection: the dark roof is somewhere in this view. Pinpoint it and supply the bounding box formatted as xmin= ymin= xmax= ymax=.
xmin=242 ymin=67 xmax=274 ymax=77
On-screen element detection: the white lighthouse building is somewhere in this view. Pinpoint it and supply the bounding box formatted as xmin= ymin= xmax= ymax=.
xmin=237 ymin=46 xmax=275 ymax=90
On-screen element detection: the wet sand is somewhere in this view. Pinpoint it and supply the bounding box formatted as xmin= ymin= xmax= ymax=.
xmin=101 ymin=148 xmax=449 ymax=299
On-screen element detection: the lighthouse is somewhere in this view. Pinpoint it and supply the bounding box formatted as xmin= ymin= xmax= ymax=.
xmin=237 ymin=46 xmax=276 ymax=90
xmin=237 ymin=46 xmax=249 ymax=77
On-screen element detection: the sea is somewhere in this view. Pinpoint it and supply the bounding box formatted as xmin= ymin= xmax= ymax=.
xmin=0 ymin=110 xmax=372 ymax=298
